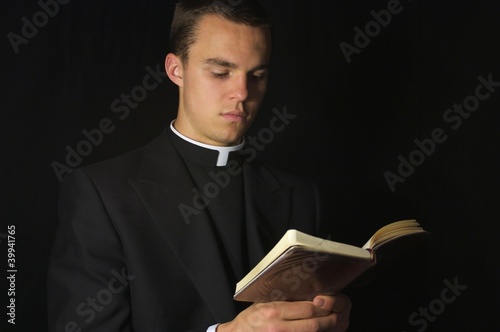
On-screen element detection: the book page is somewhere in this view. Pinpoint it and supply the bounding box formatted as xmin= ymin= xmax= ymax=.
xmin=236 ymin=230 xmax=371 ymax=296
xmin=361 ymin=219 xmax=426 ymax=250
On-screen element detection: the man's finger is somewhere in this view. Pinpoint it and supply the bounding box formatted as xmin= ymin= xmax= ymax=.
xmin=253 ymin=301 xmax=331 ymax=321
xmin=313 ymin=294 xmax=352 ymax=313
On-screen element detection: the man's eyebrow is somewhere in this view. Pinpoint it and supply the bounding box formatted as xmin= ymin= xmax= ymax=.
xmin=204 ymin=58 xmax=237 ymax=69
xmin=204 ymin=57 xmax=269 ymax=71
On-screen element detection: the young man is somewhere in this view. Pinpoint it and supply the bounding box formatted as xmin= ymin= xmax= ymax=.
xmin=48 ymin=1 xmax=351 ymax=331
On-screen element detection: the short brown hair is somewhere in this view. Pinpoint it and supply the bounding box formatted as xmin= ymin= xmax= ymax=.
xmin=170 ymin=0 xmax=271 ymax=63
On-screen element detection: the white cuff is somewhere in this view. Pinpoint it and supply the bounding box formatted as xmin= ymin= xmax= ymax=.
xmin=207 ymin=323 xmax=219 ymax=332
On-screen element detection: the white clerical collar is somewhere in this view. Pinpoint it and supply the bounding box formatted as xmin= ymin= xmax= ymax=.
xmin=170 ymin=120 xmax=244 ymax=166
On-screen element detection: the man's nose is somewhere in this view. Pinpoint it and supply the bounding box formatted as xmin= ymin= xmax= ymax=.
xmin=231 ymin=75 xmax=249 ymax=101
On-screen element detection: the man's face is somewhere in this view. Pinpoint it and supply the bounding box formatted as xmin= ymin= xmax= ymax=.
xmin=170 ymin=14 xmax=272 ymax=146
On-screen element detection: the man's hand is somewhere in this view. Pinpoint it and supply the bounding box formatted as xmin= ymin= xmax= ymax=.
xmin=218 ymin=294 xmax=351 ymax=331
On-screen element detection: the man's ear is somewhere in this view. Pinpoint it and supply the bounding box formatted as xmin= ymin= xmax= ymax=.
xmin=165 ymin=53 xmax=184 ymax=87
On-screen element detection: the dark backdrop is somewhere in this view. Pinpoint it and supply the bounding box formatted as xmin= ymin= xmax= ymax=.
xmin=2 ymin=0 xmax=499 ymax=331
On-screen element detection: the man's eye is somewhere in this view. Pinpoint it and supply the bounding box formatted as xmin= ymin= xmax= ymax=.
xmin=251 ymin=72 xmax=267 ymax=80
xmin=211 ymin=72 xmax=229 ymax=79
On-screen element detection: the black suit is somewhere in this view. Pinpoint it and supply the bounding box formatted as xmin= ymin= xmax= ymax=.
xmin=48 ymin=128 xmax=321 ymax=331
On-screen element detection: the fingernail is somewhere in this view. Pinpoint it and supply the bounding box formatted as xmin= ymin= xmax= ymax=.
xmin=313 ymin=298 xmax=325 ymax=307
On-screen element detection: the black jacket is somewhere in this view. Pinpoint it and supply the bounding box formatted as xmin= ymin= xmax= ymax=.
xmin=48 ymin=128 xmax=321 ymax=331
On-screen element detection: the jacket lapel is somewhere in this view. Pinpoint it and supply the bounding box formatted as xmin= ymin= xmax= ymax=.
xmin=128 ymin=130 xmax=237 ymax=323
xmin=243 ymin=162 xmax=293 ymax=268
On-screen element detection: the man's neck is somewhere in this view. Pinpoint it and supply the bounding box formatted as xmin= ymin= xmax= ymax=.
xmin=169 ymin=120 xmax=244 ymax=166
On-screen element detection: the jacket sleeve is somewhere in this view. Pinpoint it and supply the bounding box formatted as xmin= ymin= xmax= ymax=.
xmin=47 ymin=168 xmax=133 ymax=331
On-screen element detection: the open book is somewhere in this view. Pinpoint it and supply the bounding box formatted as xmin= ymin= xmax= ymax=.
xmin=233 ymin=219 xmax=427 ymax=302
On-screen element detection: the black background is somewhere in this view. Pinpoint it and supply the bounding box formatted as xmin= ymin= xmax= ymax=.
xmin=1 ymin=0 xmax=499 ymax=331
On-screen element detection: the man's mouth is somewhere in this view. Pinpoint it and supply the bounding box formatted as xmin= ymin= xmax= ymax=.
xmin=221 ymin=110 xmax=247 ymax=122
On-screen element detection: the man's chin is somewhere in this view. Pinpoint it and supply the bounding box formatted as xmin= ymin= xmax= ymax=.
xmin=215 ymin=133 xmax=245 ymax=147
